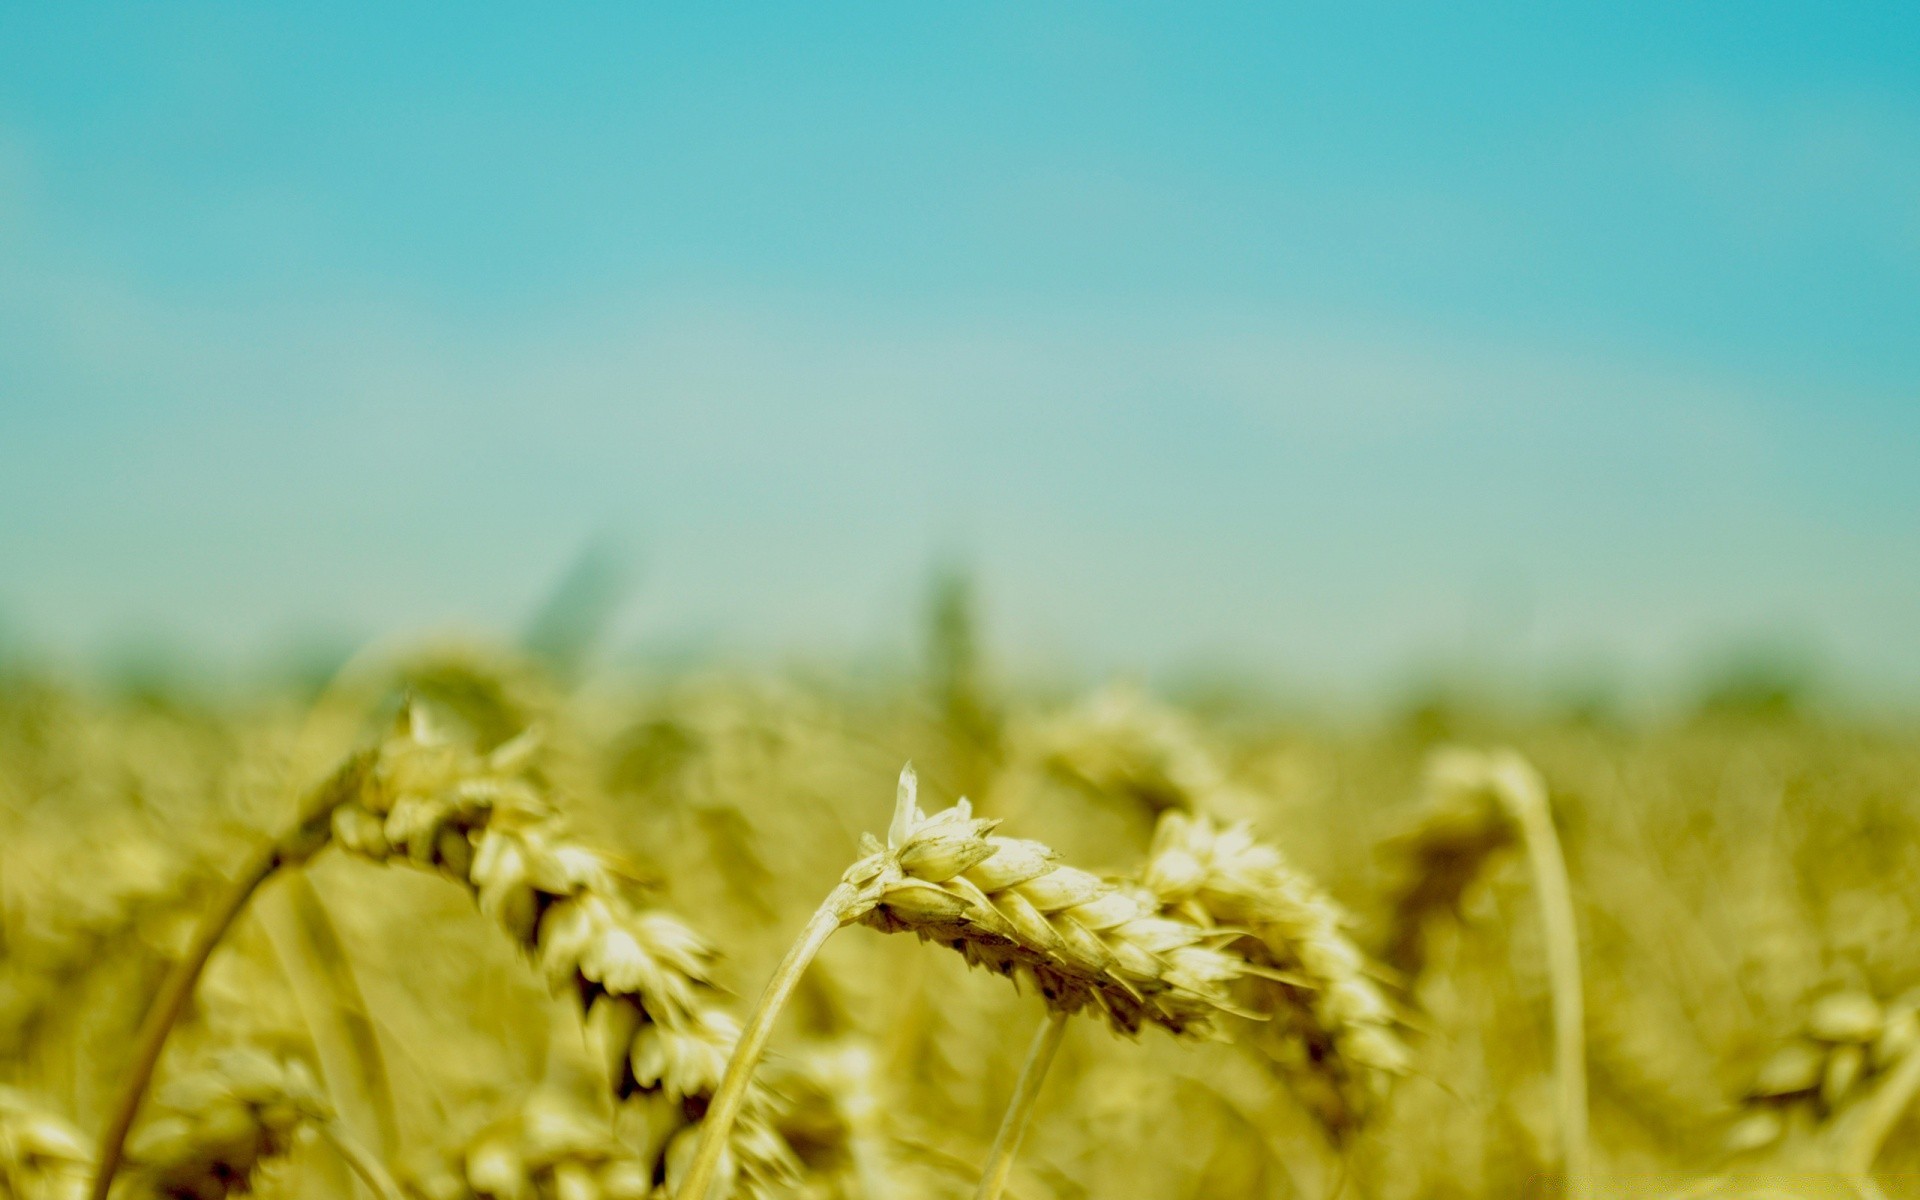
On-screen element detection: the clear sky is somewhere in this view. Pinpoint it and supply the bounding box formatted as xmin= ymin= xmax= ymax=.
xmin=2 ymin=3 xmax=1917 ymax=698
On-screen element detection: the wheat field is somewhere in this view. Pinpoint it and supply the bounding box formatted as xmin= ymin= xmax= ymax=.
xmin=4 ymin=627 xmax=1918 ymax=1200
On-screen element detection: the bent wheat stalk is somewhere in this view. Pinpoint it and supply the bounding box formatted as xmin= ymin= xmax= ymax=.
xmin=89 ymin=764 xmax=358 ymax=1200
xmin=1497 ymin=753 xmax=1591 ymax=1200
xmin=676 ymin=765 xmax=1251 ymax=1200
xmin=1397 ymin=748 xmax=1589 ymax=1200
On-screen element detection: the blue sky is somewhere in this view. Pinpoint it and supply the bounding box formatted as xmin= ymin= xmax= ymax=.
xmin=2 ymin=3 xmax=1917 ymax=698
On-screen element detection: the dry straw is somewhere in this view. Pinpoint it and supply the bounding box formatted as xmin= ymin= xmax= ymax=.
xmin=676 ymin=765 xmax=1252 ymax=1200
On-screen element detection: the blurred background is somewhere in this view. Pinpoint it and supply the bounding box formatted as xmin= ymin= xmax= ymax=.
xmin=2 ymin=3 xmax=1916 ymax=711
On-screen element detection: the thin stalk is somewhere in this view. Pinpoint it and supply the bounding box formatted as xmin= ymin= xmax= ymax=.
xmin=974 ymin=1011 xmax=1069 ymax=1200
xmin=317 ymin=1119 xmax=407 ymax=1200
xmin=1502 ymin=763 xmax=1590 ymax=1200
xmin=88 ymin=841 xmax=279 ymax=1200
xmin=674 ymin=883 xmax=858 ymax=1200
xmin=285 ymin=873 xmax=400 ymax=1154
xmin=258 ymin=874 xmax=400 ymax=1172
xmin=88 ymin=768 xmax=357 ymax=1200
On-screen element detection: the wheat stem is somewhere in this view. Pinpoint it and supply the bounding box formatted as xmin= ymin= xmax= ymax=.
xmin=285 ymin=872 xmax=399 ymax=1156
xmin=1501 ymin=759 xmax=1590 ymax=1200
xmin=88 ymin=840 xmax=278 ymax=1200
xmin=317 ymin=1119 xmax=406 ymax=1200
xmin=258 ymin=875 xmax=399 ymax=1165
xmin=974 ymin=1010 xmax=1069 ymax=1200
xmin=675 ymin=882 xmax=858 ymax=1200
xmin=87 ymin=767 xmax=358 ymax=1200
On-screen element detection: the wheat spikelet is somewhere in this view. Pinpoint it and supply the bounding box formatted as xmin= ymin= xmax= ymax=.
xmin=1730 ymin=989 xmax=1920 ymax=1154
xmin=1141 ymin=809 xmax=1408 ymax=1138
xmin=119 ymin=1048 xmax=328 ymax=1200
xmin=1020 ymin=690 xmax=1408 ymax=1136
xmin=330 ymin=706 xmax=799 ymax=1200
xmin=407 ymin=1090 xmax=653 ymax=1200
xmin=761 ymin=1038 xmax=901 ymax=1200
xmin=0 ymin=1088 xmax=90 ymax=1200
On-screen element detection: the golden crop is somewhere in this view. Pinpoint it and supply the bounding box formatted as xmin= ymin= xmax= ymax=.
xmin=3 ymin=640 xmax=1917 ymax=1199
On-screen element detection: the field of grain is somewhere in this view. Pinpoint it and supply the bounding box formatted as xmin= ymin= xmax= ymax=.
xmin=4 ymin=631 xmax=1918 ymax=1200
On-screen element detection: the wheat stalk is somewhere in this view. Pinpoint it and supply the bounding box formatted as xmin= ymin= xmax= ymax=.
xmin=88 ymin=766 xmax=353 ymax=1200
xmin=970 ymin=1012 xmax=1068 ymax=1200
xmin=675 ymin=764 xmax=1251 ymax=1200
xmin=1391 ymin=747 xmax=1590 ymax=1200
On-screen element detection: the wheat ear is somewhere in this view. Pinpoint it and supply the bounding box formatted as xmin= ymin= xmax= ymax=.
xmin=677 ymin=764 xmax=1251 ymax=1200
xmin=1142 ymin=810 xmax=1408 ymax=1140
xmin=328 ymin=707 xmax=799 ymax=1199
xmin=972 ymin=1011 xmax=1068 ymax=1200
xmin=94 ymin=703 xmax=798 ymax=1200
xmin=408 ymin=1088 xmax=656 ymax=1200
